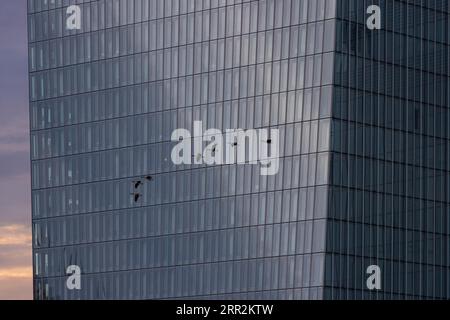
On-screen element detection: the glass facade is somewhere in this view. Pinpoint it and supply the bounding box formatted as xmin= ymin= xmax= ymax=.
xmin=29 ymin=0 xmax=336 ymax=300
xmin=28 ymin=0 xmax=450 ymax=300
xmin=325 ymin=0 xmax=450 ymax=299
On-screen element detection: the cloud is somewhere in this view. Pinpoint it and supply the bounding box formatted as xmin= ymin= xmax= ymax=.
xmin=0 ymin=0 xmax=29 ymax=131
xmin=0 ymin=247 xmax=31 ymax=270
xmin=0 ymin=267 xmax=32 ymax=279
xmin=0 ymin=223 xmax=32 ymax=300
xmin=0 ymin=173 xmax=30 ymax=226
xmin=0 ymin=224 xmax=32 ymax=246
xmin=0 ymin=115 xmax=29 ymax=155
xmin=0 ymin=116 xmax=29 ymax=137
xmin=0 ymin=141 xmax=29 ymax=154
xmin=0 ymin=278 xmax=32 ymax=300
xmin=0 ymin=0 xmax=32 ymax=300
xmin=0 ymin=91 xmax=30 ymax=228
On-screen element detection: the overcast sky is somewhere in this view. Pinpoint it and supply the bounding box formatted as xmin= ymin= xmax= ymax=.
xmin=0 ymin=0 xmax=32 ymax=300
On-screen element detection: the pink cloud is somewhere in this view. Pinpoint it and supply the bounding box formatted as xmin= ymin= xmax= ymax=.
xmin=0 ymin=223 xmax=32 ymax=300
xmin=0 ymin=116 xmax=29 ymax=155
xmin=0 ymin=173 xmax=30 ymax=224
xmin=0 ymin=224 xmax=32 ymax=246
xmin=0 ymin=278 xmax=32 ymax=300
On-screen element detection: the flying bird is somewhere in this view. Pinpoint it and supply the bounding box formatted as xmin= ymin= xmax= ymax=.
xmin=133 ymin=180 xmax=142 ymax=189
xmin=130 ymin=193 xmax=141 ymax=202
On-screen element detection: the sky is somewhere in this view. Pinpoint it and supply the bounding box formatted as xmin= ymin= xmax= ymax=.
xmin=0 ymin=0 xmax=33 ymax=300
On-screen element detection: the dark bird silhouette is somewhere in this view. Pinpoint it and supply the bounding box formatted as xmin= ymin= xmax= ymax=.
xmin=130 ymin=193 xmax=141 ymax=202
xmin=133 ymin=180 xmax=142 ymax=189
xmin=266 ymin=139 xmax=272 ymax=144
xmin=145 ymin=175 xmax=153 ymax=181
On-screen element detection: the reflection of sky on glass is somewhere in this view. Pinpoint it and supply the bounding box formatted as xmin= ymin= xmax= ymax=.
xmin=0 ymin=0 xmax=32 ymax=300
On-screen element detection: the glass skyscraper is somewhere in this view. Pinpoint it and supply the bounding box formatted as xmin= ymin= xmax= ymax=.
xmin=28 ymin=0 xmax=450 ymax=300
xmin=327 ymin=0 xmax=450 ymax=299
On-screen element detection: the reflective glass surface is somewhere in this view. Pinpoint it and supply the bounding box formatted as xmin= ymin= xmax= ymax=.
xmin=29 ymin=0 xmax=336 ymax=299
xmin=325 ymin=0 xmax=450 ymax=300
xmin=29 ymin=0 xmax=450 ymax=301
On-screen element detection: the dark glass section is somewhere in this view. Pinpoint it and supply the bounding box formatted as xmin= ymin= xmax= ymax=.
xmin=325 ymin=0 xmax=450 ymax=299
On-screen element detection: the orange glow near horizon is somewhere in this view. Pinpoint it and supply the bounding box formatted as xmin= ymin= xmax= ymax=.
xmin=0 ymin=224 xmax=33 ymax=300
xmin=0 ymin=224 xmax=32 ymax=246
xmin=0 ymin=267 xmax=32 ymax=279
